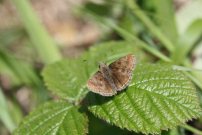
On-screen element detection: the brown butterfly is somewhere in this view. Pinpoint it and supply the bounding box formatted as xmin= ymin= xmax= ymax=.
xmin=87 ymin=54 xmax=136 ymax=96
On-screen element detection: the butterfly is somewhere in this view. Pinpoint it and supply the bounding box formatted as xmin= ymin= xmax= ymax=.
xmin=87 ymin=54 xmax=136 ymax=96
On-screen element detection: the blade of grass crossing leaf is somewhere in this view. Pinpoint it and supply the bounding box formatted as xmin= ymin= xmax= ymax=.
xmin=81 ymin=6 xmax=172 ymax=62
xmin=104 ymin=19 xmax=172 ymax=62
xmin=11 ymin=0 xmax=61 ymax=64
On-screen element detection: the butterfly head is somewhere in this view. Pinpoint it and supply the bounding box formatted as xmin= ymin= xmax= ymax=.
xmin=98 ymin=62 xmax=109 ymax=73
xmin=98 ymin=62 xmax=107 ymax=69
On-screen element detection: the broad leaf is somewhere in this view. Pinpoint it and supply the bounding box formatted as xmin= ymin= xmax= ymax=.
xmin=43 ymin=41 xmax=147 ymax=101
xmin=86 ymin=64 xmax=201 ymax=134
xmin=14 ymin=101 xmax=88 ymax=135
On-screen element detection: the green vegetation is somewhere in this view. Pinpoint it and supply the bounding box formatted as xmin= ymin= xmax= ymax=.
xmin=0 ymin=0 xmax=202 ymax=135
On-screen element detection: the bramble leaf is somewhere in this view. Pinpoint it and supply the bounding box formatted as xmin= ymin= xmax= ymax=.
xmin=42 ymin=41 xmax=201 ymax=134
xmin=86 ymin=64 xmax=201 ymax=134
xmin=14 ymin=101 xmax=88 ymax=135
xmin=42 ymin=59 xmax=88 ymax=102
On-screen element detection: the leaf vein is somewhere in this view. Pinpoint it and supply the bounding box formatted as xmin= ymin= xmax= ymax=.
xmin=30 ymin=106 xmax=72 ymax=134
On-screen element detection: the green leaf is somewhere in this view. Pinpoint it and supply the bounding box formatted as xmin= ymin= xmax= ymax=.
xmin=43 ymin=41 xmax=147 ymax=102
xmin=14 ymin=101 xmax=88 ymax=135
xmin=42 ymin=59 xmax=88 ymax=102
xmin=86 ymin=64 xmax=201 ymax=134
xmin=82 ymin=41 xmax=148 ymax=76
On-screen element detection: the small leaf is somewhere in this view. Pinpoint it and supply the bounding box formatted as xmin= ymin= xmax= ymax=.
xmin=43 ymin=59 xmax=88 ymax=101
xmin=86 ymin=64 xmax=201 ymax=134
xmin=14 ymin=101 xmax=88 ymax=135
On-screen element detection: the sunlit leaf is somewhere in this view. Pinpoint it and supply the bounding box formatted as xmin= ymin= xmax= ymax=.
xmin=87 ymin=64 xmax=201 ymax=134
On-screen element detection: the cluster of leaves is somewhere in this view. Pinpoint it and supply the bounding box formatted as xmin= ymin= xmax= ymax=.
xmin=14 ymin=42 xmax=201 ymax=134
xmin=0 ymin=0 xmax=201 ymax=134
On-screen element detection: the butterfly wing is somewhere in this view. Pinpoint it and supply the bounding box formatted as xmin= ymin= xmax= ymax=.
xmin=87 ymin=71 xmax=115 ymax=96
xmin=109 ymin=54 xmax=136 ymax=91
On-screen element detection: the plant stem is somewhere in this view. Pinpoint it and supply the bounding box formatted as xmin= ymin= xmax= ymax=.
xmin=126 ymin=0 xmax=174 ymax=52
xmin=0 ymin=89 xmax=16 ymax=132
xmin=83 ymin=6 xmax=172 ymax=63
xmin=182 ymin=124 xmax=202 ymax=135
xmin=11 ymin=0 xmax=61 ymax=64
xmin=171 ymin=20 xmax=202 ymax=64
xmin=105 ymin=19 xmax=172 ymax=62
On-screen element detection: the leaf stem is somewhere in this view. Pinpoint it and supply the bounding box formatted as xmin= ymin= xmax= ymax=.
xmin=126 ymin=0 xmax=174 ymax=52
xmin=181 ymin=124 xmax=202 ymax=135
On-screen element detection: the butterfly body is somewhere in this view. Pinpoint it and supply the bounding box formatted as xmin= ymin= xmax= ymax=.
xmin=99 ymin=62 xmax=118 ymax=94
xmin=87 ymin=54 xmax=136 ymax=96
